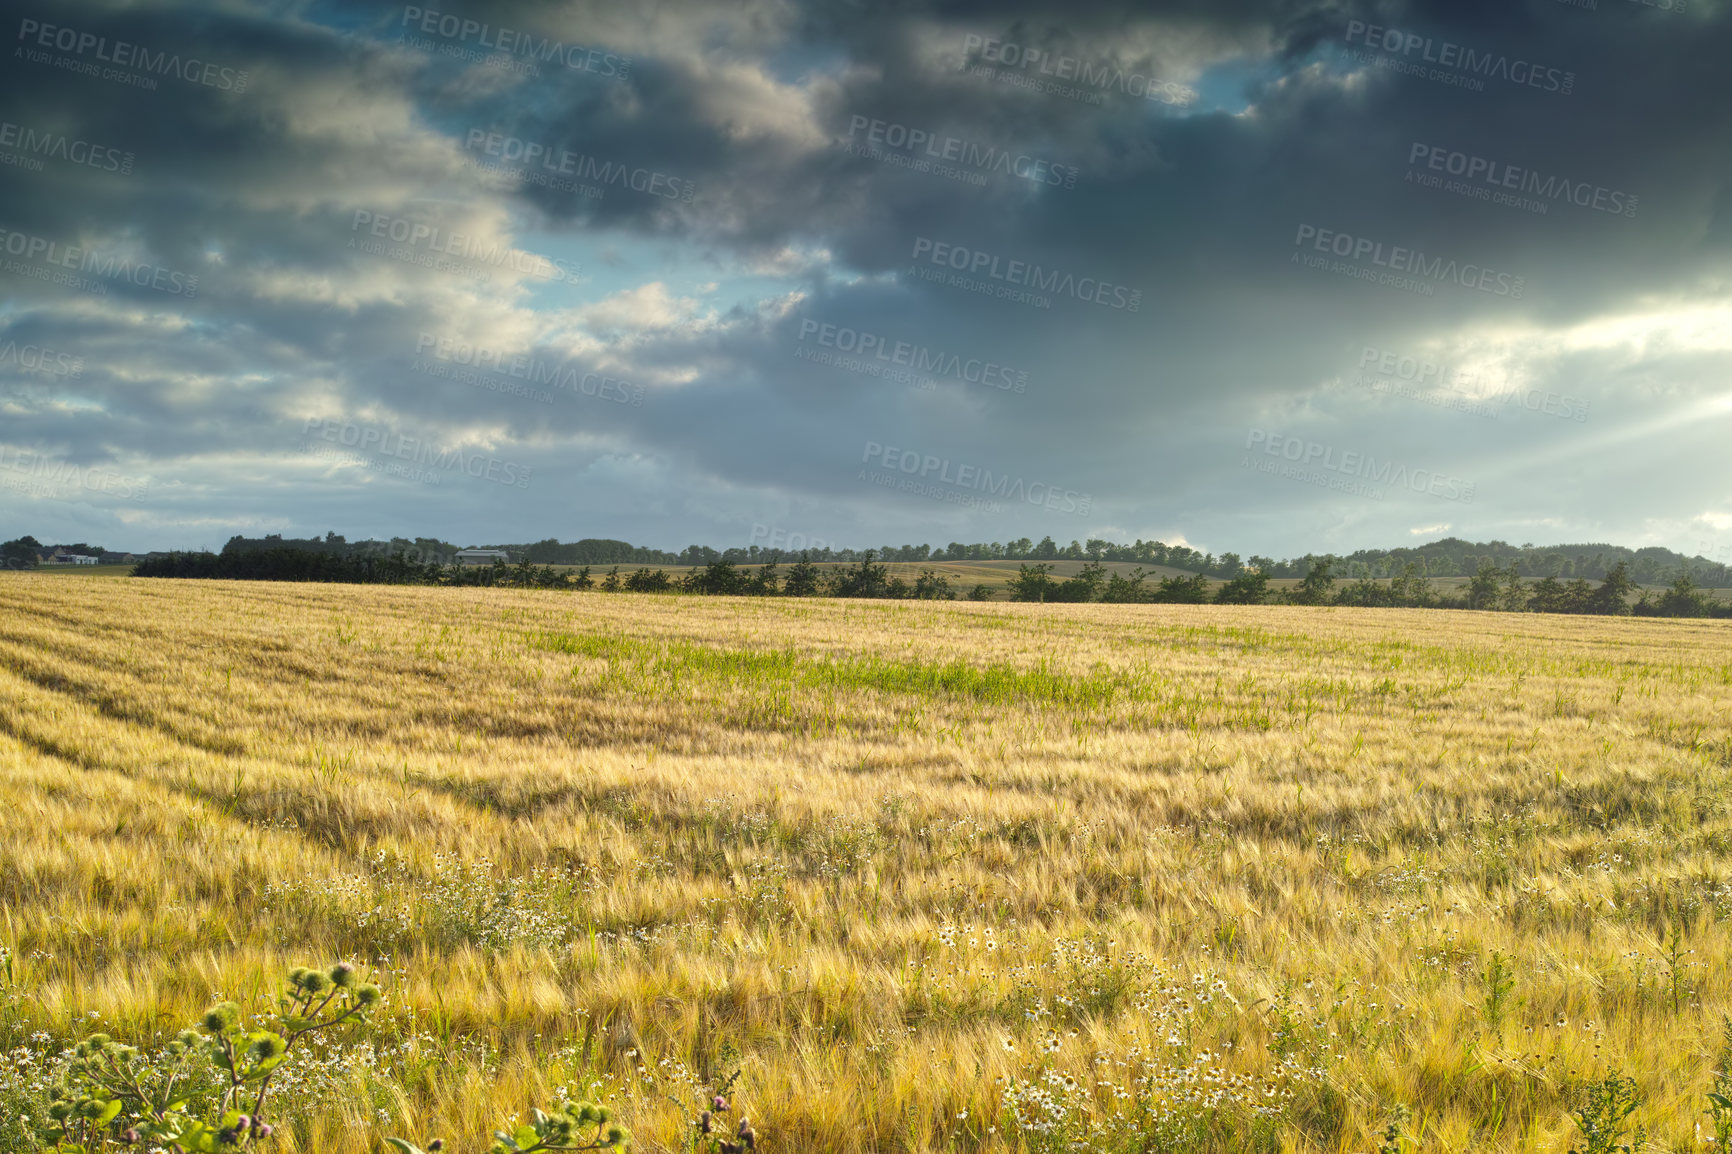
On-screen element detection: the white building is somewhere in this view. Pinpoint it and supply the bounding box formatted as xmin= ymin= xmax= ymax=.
xmin=455 ymin=549 xmax=511 ymax=566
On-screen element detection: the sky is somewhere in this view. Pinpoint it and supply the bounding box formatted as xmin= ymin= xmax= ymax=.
xmin=2 ymin=0 xmax=1730 ymax=559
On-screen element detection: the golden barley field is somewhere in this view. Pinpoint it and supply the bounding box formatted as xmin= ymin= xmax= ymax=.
xmin=3 ymin=574 xmax=1732 ymax=1153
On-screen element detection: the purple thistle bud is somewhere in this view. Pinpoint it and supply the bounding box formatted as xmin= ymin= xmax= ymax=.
xmin=699 ymin=1110 xmax=713 ymax=1134
xmin=256 ymin=1123 xmax=274 ymax=1139
xmin=713 ymin=1095 xmax=729 ymax=1112
xmin=121 ymin=1129 xmax=141 ymax=1143
xmin=236 ymin=1115 xmax=252 ymax=1129
xmin=428 ymin=1141 xmax=445 ymax=1152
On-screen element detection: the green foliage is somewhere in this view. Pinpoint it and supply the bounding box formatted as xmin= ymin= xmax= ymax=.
xmin=1214 ymin=569 xmax=1269 ymax=605
xmin=1567 ymin=1074 xmax=1644 ymax=1154
xmin=1 ymin=535 xmax=42 ymax=569
xmin=1290 ymin=559 xmax=1336 ymax=606
xmin=1479 ymin=951 xmax=1516 ymax=1031
xmin=1154 ymin=572 xmax=1211 ymax=603
xmin=782 ymin=554 xmax=821 ymax=596
xmin=1706 ymin=1017 xmax=1732 ymax=1150
xmin=38 ymin=964 xmax=378 ymax=1152
xmin=826 ymin=551 xmax=905 ymax=598
xmin=1006 ymin=562 xmax=1056 ymax=602
xmin=911 ymin=568 xmax=956 ymax=600
xmin=624 ymin=568 xmax=672 ymax=593
xmin=391 ymin=1098 xmax=629 ymax=1154
xmin=1376 ymin=1103 xmax=1411 ymax=1154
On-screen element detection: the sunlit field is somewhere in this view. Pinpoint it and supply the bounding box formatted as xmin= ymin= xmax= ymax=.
xmin=3 ymin=575 xmax=1732 ymax=1153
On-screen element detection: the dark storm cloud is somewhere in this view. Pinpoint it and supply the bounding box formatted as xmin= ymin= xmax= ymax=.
xmin=1 ymin=0 xmax=1729 ymax=552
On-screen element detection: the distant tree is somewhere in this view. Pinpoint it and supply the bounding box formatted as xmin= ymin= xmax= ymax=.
xmin=783 ymin=553 xmax=821 ymax=596
xmin=1214 ymin=569 xmax=1269 ymax=605
xmin=1100 ymin=567 xmax=1153 ymax=603
xmin=571 ymin=565 xmax=594 ymax=590
xmin=749 ymin=560 xmax=780 ymax=595
xmin=624 ymin=567 xmax=672 ymax=592
xmin=829 ymin=550 xmax=897 ymax=597
xmin=1031 ymin=536 xmax=1059 ymax=560
xmin=912 ymin=569 xmax=955 ymax=600
xmin=967 ymin=582 xmax=995 ymax=601
xmin=1527 ymin=576 xmax=1568 ymax=614
xmin=1499 ymin=565 xmax=1527 ymax=612
xmin=1154 ymin=572 xmax=1211 ymax=604
xmin=600 ymin=566 xmax=622 ymax=592
xmin=2 ymin=535 xmax=43 ymax=569
xmin=1467 ymin=561 xmax=1502 ymax=610
xmin=1562 ymin=578 xmax=1595 ymax=614
xmin=1333 ymin=578 xmax=1394 ymax=608
xmin=687 ymin=559 xmax=747 ymax=595
xmin=1290 ymin=558 xmax=1336 ymax=606
xmin=1588 ymin=561 xmax=1634 ymax=615
xmin=1007 ymin=562 xmax=1057 ymax=602
xmin=1653 ymin=571 xmax=1711 ymax=617
xmin=1388 ymin=562 xmax=1433 ymax=607
xmin=1047 ymin=560 xmax=1105 ymax=602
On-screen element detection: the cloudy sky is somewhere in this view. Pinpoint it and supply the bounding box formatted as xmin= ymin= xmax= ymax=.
xmin=2 ymin=0 xmax=1730 ymax=558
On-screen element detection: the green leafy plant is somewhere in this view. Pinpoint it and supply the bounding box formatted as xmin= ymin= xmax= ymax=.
xmin=1705 ymin=1017 xmax=1732 ymax=1149
xmin=39 ymin=963 xmax=379 ymax=1152
xmin=388 ymin=1099 xmax=630 ymax=1154
xmin=1376 ymin=1103 xmax=1411 ymax=1154
xmin=1568 ymin=1073 xmax=1644 ymax=1154
xmin=1480 ymin=951 xmax=1516 ymax=1031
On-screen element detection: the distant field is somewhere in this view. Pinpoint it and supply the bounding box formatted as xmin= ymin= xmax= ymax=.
xmin=2 ymin=576 xmax=1731 ymax=1151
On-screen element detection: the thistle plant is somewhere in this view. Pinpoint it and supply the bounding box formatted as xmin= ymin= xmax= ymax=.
xmin=682 ymin=1071 xmax=754 ymax=1154
xmin=38 ymin=962 xmax=380 ymax=1152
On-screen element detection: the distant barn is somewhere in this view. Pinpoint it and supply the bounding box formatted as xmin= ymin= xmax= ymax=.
xmin=454 ymin=549 xmax=511 ymax=566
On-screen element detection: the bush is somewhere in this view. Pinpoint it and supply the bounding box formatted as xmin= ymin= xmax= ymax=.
xmin=38 ymin=963 xmax=380 ymax=1152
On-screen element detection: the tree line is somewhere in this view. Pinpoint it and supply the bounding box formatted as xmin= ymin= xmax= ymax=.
xmin=127 ymin=548 xmax=1729 ymax=617
xmin=28 ymin=531 xmax=1725 ymax=588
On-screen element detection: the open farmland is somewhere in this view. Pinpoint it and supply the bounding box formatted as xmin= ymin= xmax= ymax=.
xmin=2 ymin=575 xmax=1732 ymax=1152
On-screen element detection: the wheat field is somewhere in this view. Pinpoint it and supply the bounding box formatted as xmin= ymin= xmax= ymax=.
xmin=2 ymin=575 xmax=1731 ymax=1152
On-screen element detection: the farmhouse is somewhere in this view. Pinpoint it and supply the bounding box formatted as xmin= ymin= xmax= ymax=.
xmin=454 ymin=548 xmax=511 ymax=566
